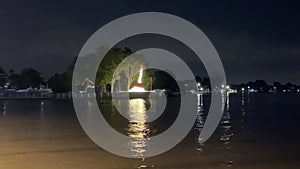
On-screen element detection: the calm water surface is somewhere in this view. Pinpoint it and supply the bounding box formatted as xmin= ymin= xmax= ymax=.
xmin=0 ymin=93 xmax=299 ymax=169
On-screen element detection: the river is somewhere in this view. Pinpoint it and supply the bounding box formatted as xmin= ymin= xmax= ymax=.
xmin=0 ymin=93 xmax=299 ymax=169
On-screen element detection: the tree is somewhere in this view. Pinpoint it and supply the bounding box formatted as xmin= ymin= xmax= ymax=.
xmin=0 ymin=67 xmax=8 ymax=87
xmin=152 ymin=70 xmax=178 ymax=90
xmin=8 ymin=69 xmax=19 ymax=88
xmin=129 ymin=69 xmax=152 ymax=90
xmin=48 ymin=47 xmax=149 ymax=92
xmin=94 ymin=47 xmax=148 ymax=91
xmin=48 ymin=59 xmax=74 ymax=92
xmin=202 ymin=77 xmax=210 ymax=88
xmin=254 ymin=80 xmax=269 ymax=92
xmin=48 ymin=71 xmax=72 ymax=92
xmin=96 ymin=48 xmax=130 ymax=88
xmin=16 ymin=68 xmax=44 ymax=89
xmin=111 ymin=52 xmax=146 ymax=91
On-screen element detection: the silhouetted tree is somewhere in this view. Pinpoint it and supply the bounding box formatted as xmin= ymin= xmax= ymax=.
xmin=8 ymin=69 xmax=19 ymax=88
xmin=152 ymin=70 xmax=178 ymax=90
xmin=202 ymin=77 xmax=210 ymax=88
xmin=16 ymin=68 xmax=44 ymax=89
xmin=48 ymin=70 xmax=72 ymax=93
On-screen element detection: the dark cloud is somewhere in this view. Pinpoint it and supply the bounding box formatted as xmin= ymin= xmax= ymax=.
xmin=0 ymin=0 xmax=299 ymax=83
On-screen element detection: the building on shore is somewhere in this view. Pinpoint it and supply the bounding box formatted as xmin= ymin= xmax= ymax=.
xmin=80 ymin=78 xmax=95 ymax=91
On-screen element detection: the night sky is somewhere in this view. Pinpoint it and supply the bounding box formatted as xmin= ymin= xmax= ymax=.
xmin=0 ymin=0 xmax=299 ymax=84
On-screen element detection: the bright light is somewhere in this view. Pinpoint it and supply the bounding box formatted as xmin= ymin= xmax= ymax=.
xmin=197 ymin=83 xmax=200 ymax=86
xmin=241 ymin=88 xmax=245 ymax=91
xmin=129 ymin=86 xmax=146 ymax=92
xmin=226 ymin=85 xmax=230 ymax=89
xmin=221 ymin=84 xmax=225 ymax=88
xmin=137 ymin=65 xmax=143 ymax=84
xmin=129 ymin=64 xmax=146 ymax=92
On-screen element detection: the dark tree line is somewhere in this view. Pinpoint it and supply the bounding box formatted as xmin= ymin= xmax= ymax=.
xmin=3 ymin=55 xmax=300 ymax=94
xmin=8 ymin=68 xmax=44 ymax=89
xmin=231 ymin=80 xmax=300 ymax=92
xmin=48 ymin=47 xmax=148 ymax=93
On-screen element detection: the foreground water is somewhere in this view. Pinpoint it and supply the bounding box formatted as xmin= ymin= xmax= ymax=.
xmin=0 ymin=93 xmax=299 ymax=169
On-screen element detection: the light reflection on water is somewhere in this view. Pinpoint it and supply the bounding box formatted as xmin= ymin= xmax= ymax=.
xmin=126 ymin=99 xmax=156 ymax=168
xmin=194 ymin=93 xmax=235 ymax=166
xmin=1 ymin=94 xmax=231 ymax=168
xmin=1 ymin=93 xmax=299 ymax=168
xmin=2 ymin=101 xmax=7 ymax=115
xmin=219 ymin=93 xmax=234 ymax=166
xmin=127 ymin=99 xmax=149 ymax=158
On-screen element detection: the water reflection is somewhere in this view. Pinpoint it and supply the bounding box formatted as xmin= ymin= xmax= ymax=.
xmin=0 ymin=95 xmax=297 ymax=168
xmin=239 ymin=92 xmax=251 ymax=142
xmin=40 ymin=101 xmax=45 ymax=113
xmin=219 ymin=93 xmax=234 ymax=167
xmin=126 ymin=99 xmax=155 ymax=168
xmin=194 ymin=94 xmax=205 ymax=154
xmin=2 ymin=101 xmax=7 ymax=115
xmin=197 ymin=93 xmax=203 ymax=111
xmin=241 ymin=91 xmax=245 ymax=107
xmin=127 ymin=99 xmax=149 ymax=157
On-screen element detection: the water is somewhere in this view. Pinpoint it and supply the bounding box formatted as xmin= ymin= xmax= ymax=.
xmin=0 ymin=93 xmax=299 ymax=169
